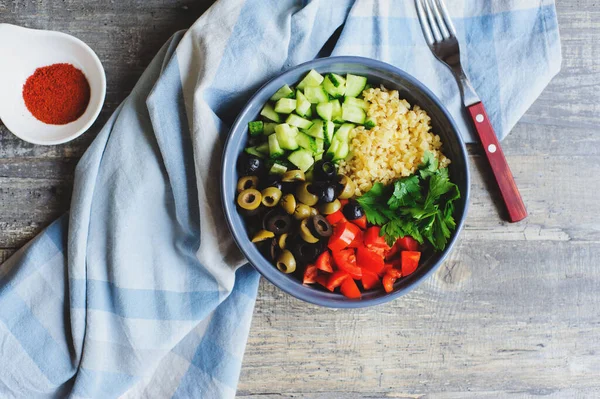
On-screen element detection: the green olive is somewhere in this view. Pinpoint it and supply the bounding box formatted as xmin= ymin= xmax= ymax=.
xmin=237 ymin=188 xmax=262 ymax=210
xmin=251 ymin=229 xmax=274 ymax=243
xmin=296 ymin=182 xmax=318 ymax=206
xmin=237 ymin=176 xmax=258 ymax=193
xmin=318 ymin=199 xmax=341 ymax=215
xmin=309 ymin=206 xmax=318 ymax=216
xmin=299 ymin=218 xmax=319 ymax=243
xmin=276 ymin=249 xmax=296 ymax=274
xmin=293 ymin=204 xmax=312 ymax=220
xmin=278 ymin=233 xmax=288 ymax=250
xmin=337 ymin=175 xmax=356 ymax=199
xmin=282 ymin=170 xmax=305 ymax=182
xmin=261 ymin=187 xmax=282 ymax=207
xmin=280 ymin=194 xmax=296 ymax=215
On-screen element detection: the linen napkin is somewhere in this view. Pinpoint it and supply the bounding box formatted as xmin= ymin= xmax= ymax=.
xmin=0 ymin=0 xmax=561 ymax=397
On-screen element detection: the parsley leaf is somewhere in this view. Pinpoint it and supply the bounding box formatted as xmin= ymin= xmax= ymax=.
xmin=387 ymin=175 xmax=422 ymax=210
xmin=419 ymin=151 xmax=438 ymax=179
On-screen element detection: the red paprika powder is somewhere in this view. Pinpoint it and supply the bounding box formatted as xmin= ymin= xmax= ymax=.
xmin=22 ymin=63 xmax=91 ymax=125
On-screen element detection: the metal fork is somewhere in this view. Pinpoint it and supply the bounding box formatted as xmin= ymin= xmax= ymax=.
xmin=415 ymin=0 xmax=527 ymax=223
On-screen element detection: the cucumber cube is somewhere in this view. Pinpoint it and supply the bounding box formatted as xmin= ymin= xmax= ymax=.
xmin=296 ymin=132 xmax=317 ymax=153
xmin=344 ymin=97 xmax=368 ymax=110
xmin=330 ymin=99 xmax=344 ymax=123
xmin=244 ymin=146 xmax=266 ymax=158
xmin=333 ymin=123 xmax=355 ymax=143
xmin=268 ymin=134 xmax=284 ymax=158
xmin=248 ymin=121 xmax=264 ymax=136
xmin=275 ymin=123 xmax=299 ymax=150
xmin=286 ymin=114 xmax=313 ymax=130
xmin=296 ymin=90 xmax=312 ymax=117
xmin=269 ymin=162 xmax=288 ymax=175
xmin=341 ymin=103 xmax=366 ymax=124
xmin=274 ymin=98 xmax=297 ymax=114
xmin=270 ymin=84 xmax=294 ymax=101
xmin=264 ymin=122 xmax=277 ymax=135
xmin=324 ymin=121 xmax=335 ymax=147
xmin=260 ymin=103 xmax=281 ymax=123
xmin=296 ymin=69 xmax=324 ymax=90
xmin=323 ymin=73 xmax=346 ymax=98
xmin=304 ymin=119 xmax=324 ymax=139
xmin=288 ymin=149 xmax=315 ymax=172
xmin=345 ymin=74 xmax=368 ymax=97
xmin=304 ymin=86 xmax=329 ymax=104
xmin=316 ymin=101 xmax=333 ymax=121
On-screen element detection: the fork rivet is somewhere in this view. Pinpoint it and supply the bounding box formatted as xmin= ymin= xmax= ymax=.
xmin=488 ymin=144 xmax=497 ymax=153
xmin=476 ymin=114 xmax=484 ymax=123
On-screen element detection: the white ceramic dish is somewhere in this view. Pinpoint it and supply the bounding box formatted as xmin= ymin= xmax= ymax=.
xmin=0 ymin=24 xmax=106 ymax=145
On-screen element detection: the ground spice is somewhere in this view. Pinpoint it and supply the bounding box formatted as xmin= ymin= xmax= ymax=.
xmin=22 ymin=63 xmax=91 ymax=125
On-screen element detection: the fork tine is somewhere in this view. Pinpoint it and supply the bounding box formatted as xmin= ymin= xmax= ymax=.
xmin=428 ymin=0 xmax=451 ymax=39
xmin=435 ymin=0 xmax=457 ymax=36
xmin=415 ymin=0 xmax=435 ymax=45
xmin=423 ymin=0 xmax=443 ymax=43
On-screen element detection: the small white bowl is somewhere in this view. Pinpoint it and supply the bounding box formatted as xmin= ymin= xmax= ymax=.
xmin=0 ymin=24 xmax=106 ymax=145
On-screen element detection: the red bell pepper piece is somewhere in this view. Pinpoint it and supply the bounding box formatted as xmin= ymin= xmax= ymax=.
xmin=347 ymin=230 xmax=364 ymax=249
xmin=397 ymin=236 xmax=419 ymax=251
xmin=316 ymin=274 xmax=332 ymax=291
xmin=302 ymin=265 xmax=318 ymax=284
xmin=326 ymin=210 xmax=347 ymax=226
xmin=332 ymin=249 xmax=362 ymax=279
xmin=315 ymin=251 xmax=333 ymax=273
xmin=401 ymin=251 xmax=421 ymax=276
xmin=363 ymin=226 xmax=390 ymax=257
xmin=382 ymin=273 xmax=397 ymax=293
xmin=339 ymin=199 xmax=349 ymax=208
xmin=356 ymin=245 xmax=385 ymax=275
xmin=361 ymin=269 xmax=381 ymax=290
xmin=340 ymin=277 xmax=361 ymax=299
xmin=351 ymin=214 xmax=367 ymax=230
xmin=328 ymin=222 xmax=360 ymax=252
xmin=326 ymin=270 xmax=350 ymax=291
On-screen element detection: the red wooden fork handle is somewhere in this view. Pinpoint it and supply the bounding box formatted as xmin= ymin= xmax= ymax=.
xmin=467 ymin=102 xmax=527 ymax=223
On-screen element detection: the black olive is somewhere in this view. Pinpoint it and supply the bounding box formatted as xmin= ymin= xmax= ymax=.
xmin=313 ymin=182 xmax=336 ymax=204
xmin=280 ymin=181 xmax=297 ymax=194
xmin=264 ymin=210 xmax=292 ymax=235
xmin=313 ymin=160 xmax=337 ymax=182
xmin=269 ymin=238 xmax=280 ymax=261
xmin=289 ymin=236 xmax=323 ymax=264
xmin=307 ymin=215 xmax=333 ymax=238
xmin=237 ymin=153 xmax=265 ymax=177
xmin=342 ymin=200 xmax=364 ymax=221
xmin=260 ymin=175 xmax=283 ymax=191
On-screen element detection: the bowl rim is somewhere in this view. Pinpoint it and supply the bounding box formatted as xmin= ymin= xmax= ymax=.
xmin=221 ymin=56 xmax=470 ymax=308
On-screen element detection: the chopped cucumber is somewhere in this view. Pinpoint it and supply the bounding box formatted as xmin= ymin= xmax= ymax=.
xmin=323 ymin=73 xmax=346 ymax=98
xmin=270 ymin=84 xmax=294 ymax=101
xmin=324 ymin=121 xmax=335 ymax=148
xmin=288 ymin=149 xmax=315 ymax=172
xmin=275 ymin=123 xmax=299 ymax=150
xmin=304 ymin=119 xmax=324 ymax=139
xmin=316 ymin=101 xmax=333 ymax=121
xmin=286 ymin=114 xmax=313 ymax=130
xmin=296 ymin=69 xmax=324 ymax=90
xmin=330 ymin=99 xmax=344 ymax=123
xmin=333 ymin=140 xmax=349 ymax=161
xmin=274 ymin=98 xmax=297 ymax=114
xmin=315 ymin=138 xmax=324 ymax=155
xmin=248 ymin=121 xmax=264 ymax=136
xmin=295 ymin=90 xmax=312 ymax=117
xmin=341 ymin=103 xmax=366 ymax=124
xmin=314 ymin=152 xmax=323 ymax=162
xmin=260 ymin=103 xmax=281 ymax=123
xmin=344 ymin=97 xmax=368 ymax=110
xmin=326 ymin=139 xmax=339 ymax=160
xmin=245 ymin=146 xmax=266 ymax=158
xmin=345 ymin=74 xmax=368 ymax=97
xmin=256 ymin=142 xmax=270 ymax=154
xmin=264 ymin=122 xmax=277 ymax=135
xmin=304 ymin=86 xmax=329 ymax=104
xmin=269 ymin=162 xmax=288 ymax=175
xmin=296 ymin=131 xmax=317 ymax=153
xmin=268 ymin=134 xmax=285 ymax=158
xmin=334 ymin=123 xmax=355 ymax=143
xmin=364 ymin=119 xmax=376 ymax=129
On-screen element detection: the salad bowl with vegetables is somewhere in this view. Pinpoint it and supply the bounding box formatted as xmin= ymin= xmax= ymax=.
xmin=222 ymin=57 xmax=469 ymax=308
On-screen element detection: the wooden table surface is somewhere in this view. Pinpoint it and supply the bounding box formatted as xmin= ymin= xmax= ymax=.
xmin=1 ymin=1 xmax=599 ymax=398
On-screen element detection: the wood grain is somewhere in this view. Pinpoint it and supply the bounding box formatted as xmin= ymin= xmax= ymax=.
xmin=0 ymin=0 xmax=599 ymax=398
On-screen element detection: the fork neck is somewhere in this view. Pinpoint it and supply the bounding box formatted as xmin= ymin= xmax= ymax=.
xmin=453 ymin=67 xmax=480 ymax=107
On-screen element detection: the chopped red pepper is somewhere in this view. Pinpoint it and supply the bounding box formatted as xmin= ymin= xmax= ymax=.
xmin=363 ymin=226 xmax=390 ymax=256
xmin=361 ymin=269 xmax=381 ymax=290
xmin=332 ymin=249 xmax=362 ymax=279
xmin=339 ymin=199 xmax=349 ymax=208
xmin=385 ymin=267 xmax=402 ymax=278
xmin=382 ymin=273 xmax=397 ymax=293
xmin=351 ymin=214 xmax=367 ymax=230
xmin=356 ymin=245 xmax=385 ymax=275
xmin=326 ymin=270 xmax=350 ymax=291
xmin=315 ymin=251 xmax=333 ymax=273
xmin=316 ymin=274 xmax=332 ymax=291
xmin=401 ymin=251 xmax=421 ymax=276
xmin=340 ymin=277 xmax=361 ymax=299
xmin=328 ymin=222 xmax=360 ymax=252
xmin=303 ymin=265 xmax=318 ymax=284
xmin=397 ymin=236 xmax=419 ymax=251
xmin=326 ymin=210 xmax=347 ymax=226
xmin=347 ymin=230 xmax=364 ymax=249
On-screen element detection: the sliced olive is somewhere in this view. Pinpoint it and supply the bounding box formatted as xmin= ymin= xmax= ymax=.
xmin=313 ymin=182 xmax=336 ymax=204
xmin=261 ymin=187 xmax=282 ymax=207
xmin=237 ymin=188 xmax=262 ymax=210
xmin=265 ymin=212 xmax=292 ymax=235
xmin=342 ymin=200 xmax=364 ymax=221
xmin=299 ymin=218 xmax=319 ymax=243
xmin=318 ymin=199 xmax=341 ymax=215
xmin=260 ymin=175 xmax=283 ymax=191
xmin=276 ymin=250 xmax=296 ymax=274
xmin=280 ymin=194 xmax=297 ymax=215
xmin=251 ymin=229 xmax=274 ymax=243
xmin=308 ymin=215 xmax=333 ymax=239
xmin=290 ymin=238 xmax=323 ymax=264
xmin=237 ymin=153 xmax=265 ymax=176
xmin=309 ymin=206 xmax=318 ymax=216
xmin=337 ymin=175 xmax=356 ymax=199
xmin=278 ymin=233 xmax=288 ymax=250
xmin=293 ymin=203 xmax=312 ymax=220
xmin=296 ymin=182 xmax=318 ymax=206
xmin=282 ymin=169 xmax=305 ymax=182
xmin=269 ymin=238 xmax=280 ymax=261
xmin=237 ymin=176 xmax=258 ymax=193
xmin=313 ymin=160 xmax=337 ymax=181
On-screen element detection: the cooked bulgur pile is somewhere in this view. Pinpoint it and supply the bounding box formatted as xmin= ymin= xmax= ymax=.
xmin=338 ymin=86 xmax=450 ymax=195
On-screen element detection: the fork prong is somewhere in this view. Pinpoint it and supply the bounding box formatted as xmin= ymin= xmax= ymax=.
xmin=423 ymin=0 xmax=443 ymax=43
xmin=428 ymin=0 xmax=451 ymax=39
xmin=435 ymin=0 xmax=457 ymax=36
xmin=415 ymin=0 xmax=435 ymax=45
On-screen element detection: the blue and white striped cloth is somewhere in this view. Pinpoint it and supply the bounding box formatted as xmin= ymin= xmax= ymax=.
xmin=0 ymin=1 xmax=560 ymax=397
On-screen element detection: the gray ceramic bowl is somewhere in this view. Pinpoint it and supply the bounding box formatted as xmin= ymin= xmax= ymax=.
xmin=222 ymin=56 xmax=470 ymax=308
